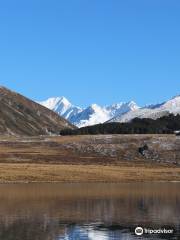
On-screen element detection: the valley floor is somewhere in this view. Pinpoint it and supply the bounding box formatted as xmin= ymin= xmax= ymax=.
xmin=0 ymin=134 xmax=179 ymax=183
xmin=0 ymin=163 xmax=179 ymax=183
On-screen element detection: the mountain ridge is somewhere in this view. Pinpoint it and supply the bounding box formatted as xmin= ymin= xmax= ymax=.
xmin=39 ymin=97 xmax=139 ymax=127
xmin=109 ymin=95 xmax=180 ymax=123
xmin=39 ymin=95 xmax=180 ymax=127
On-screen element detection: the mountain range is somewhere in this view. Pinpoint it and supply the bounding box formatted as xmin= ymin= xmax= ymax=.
xmin=39 ymin=97 xmax=139 ymax=127
xmin=109 ymin=95 xmax=180 ymax=123
xmin=39 ymin=95 xmax=180 ymax=127
xmin=0 ymin=85 xmax=180 ymax=135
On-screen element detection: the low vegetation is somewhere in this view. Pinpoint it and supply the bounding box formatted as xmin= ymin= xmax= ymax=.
xmin=60 ymin=114 xmax=180 ymax=135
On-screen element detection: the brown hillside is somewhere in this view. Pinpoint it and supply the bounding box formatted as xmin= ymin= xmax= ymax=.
xmin=0 ymin=86 xmax=75 ymax=136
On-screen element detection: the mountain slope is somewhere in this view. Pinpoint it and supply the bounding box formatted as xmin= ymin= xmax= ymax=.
xmin=109 ymin=95 xmax=180 ymax=123
xmin=0 ymin=87 xmax=74 ymax=136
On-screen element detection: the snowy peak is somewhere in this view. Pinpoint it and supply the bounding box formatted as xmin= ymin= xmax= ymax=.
xmin=53 ymin=97 xmax=72 ymax=116
xmin=40 ymin=97 xmax=72 ymax=114
xmin=106 ymin=101 xmax=139 ymax=117
xmin=109 ymin=95 xmax=180 ymax=123
xmin=39 ymin=94 xmax=180 ymax=127
xmin=72 ymin=104 xmax=110 ymax=128
xmin=39 ymin=97 xmax=83 ymax=123
xmin=39 ymin=96 xmax=75 ymax=117
xmin=39 ymin=97 xmax=139 ymax=128
xmin=69 ymin=101 xmax=140 ymax=128
xmin=40 ymin=97 xmax=61 ymax=110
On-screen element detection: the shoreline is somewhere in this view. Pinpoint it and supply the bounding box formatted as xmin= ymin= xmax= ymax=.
xmin=1 ymin=180 xmax=180 ymax=184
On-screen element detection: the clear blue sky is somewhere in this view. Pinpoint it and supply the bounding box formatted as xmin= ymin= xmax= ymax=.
xmin=0 ymin=0 xmax=180 ymax=107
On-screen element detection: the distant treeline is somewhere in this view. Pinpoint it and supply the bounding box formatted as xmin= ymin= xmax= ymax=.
xmin=60 ymin=114 xmax=180 ymax=135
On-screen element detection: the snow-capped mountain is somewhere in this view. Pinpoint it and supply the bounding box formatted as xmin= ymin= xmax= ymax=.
xmin=69 ymin=104 xmax=110 ymax=127
xmin=109 ymin=95 xmax=180 ymax=123
xmin=106 ymin=101 xmax=139 ymax=117
xmin=72 ymin=101 xmax=139 ymax=128
xmin=40 ymin=97 xmax=71 ymax=115
xmin=39 ymin=97 xmax=83 ymax=121
xmin=39 ymin=95 xmax=180 ymax=127
xmin=39 ymin=97 xmax=139 ymax=127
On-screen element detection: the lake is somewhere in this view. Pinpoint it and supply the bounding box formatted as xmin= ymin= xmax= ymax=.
xmin=0 ymin=182 xmax=179 ymax=240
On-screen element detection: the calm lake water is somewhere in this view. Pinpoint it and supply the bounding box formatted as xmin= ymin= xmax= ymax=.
xmin=0 ymin=182 xmax=179 ymax=240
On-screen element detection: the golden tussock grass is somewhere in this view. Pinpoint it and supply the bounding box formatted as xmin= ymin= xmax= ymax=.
xmin=0 ymin=163 xmax=179 ymax=183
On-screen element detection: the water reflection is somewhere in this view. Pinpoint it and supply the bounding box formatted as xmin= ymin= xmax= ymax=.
xmin=0 ymin=183 xmax=179 ymax=240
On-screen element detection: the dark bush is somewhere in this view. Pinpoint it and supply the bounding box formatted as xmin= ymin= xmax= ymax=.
xmin=60 ymin=114 xmax=180 ymax=135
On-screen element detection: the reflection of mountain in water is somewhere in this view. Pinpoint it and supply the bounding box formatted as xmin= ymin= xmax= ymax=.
xmin=58 ymin=224 xmax=134 ymax=240
xmin=0 ymin=183 xmax=179 ymax=240
xmin=0 ymin=220 xmax=174 ymax=240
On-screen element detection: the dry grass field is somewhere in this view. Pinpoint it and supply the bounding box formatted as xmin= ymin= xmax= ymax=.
xmin=0 ymin=134 xmax=179 ymax=182
xmin=0 ymin=163 xmax=179 ymax=183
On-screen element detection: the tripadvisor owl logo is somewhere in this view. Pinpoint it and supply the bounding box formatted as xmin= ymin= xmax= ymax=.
xmin=135 ymin=226 xmax=174 ymax=236
xmin=135 ymin=226 xmax=144 ymax=236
